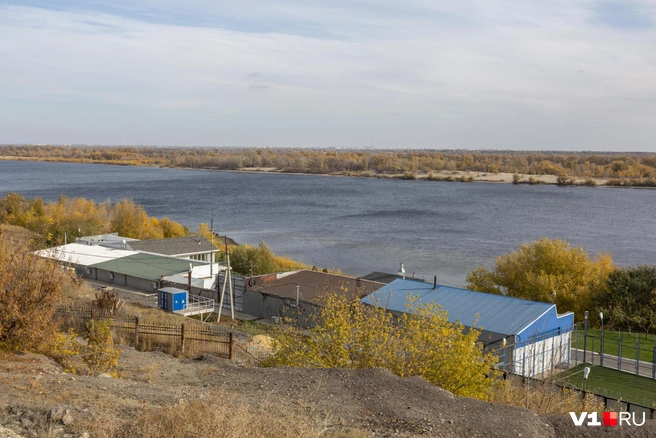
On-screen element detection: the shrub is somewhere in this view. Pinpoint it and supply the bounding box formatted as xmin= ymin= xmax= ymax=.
xmin=265 ymin=294 xmax=498 ymax=400
xmin=82 ymin=319 xmax=121 ymax=377
xmin=0 ymin=236 xmax=69 ymax=351
xmin=557 ymin=175 xmax=574 ymax=185
xmin=93 ymin=289 xmax=124 ymax=316
xmin=400 ymin=171 xmax=417 ymax=180
xmin=513 ymin=174 xmax=521 ymax=184
xmin=585 ymin=178 xmax=599 ymax=186
xmin=47 ymin=329 xmax=82 ymax=374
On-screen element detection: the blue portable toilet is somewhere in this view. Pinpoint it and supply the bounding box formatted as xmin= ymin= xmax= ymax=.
xmin=158 ymin=287 xmax=188 ymax=312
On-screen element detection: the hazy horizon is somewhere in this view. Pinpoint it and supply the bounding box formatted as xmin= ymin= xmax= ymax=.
xmin=2 ymin=1 xmax=656 ymax=151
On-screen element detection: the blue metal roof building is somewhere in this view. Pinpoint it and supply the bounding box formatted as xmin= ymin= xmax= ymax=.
xmin=361 ymin=279 xmax=574 ymax=347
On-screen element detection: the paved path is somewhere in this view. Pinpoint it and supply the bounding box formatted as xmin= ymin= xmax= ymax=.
xmin=570 ymin=348 xmax=656 ymax=379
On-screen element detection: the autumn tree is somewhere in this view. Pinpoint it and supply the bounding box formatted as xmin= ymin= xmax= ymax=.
xmin=265 ymin=294 xmax=498 ymax=400
xmin=467 ymin=238 xmax=613 ymax=321
xmin=0 ymin=194 xmax=189 ymax=243
xmin=110 ymin=199 xmax=149 ymax=239
xmin=197 ymin=223 xmax=216 ymax=242
xmin=593 ymin=266 xmax=656 ymax=333
xmin=229 ymin=241 xmax=307 ymax=276
xmin=0 ymin=233 xmax=69 ymax=351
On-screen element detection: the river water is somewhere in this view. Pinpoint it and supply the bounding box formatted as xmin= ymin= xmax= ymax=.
xmin=1 ymin=160 xmax=655 ymax=286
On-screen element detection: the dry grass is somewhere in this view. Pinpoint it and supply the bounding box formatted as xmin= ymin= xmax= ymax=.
xmin=132 ymin=363 xmax=161 ymax=382
xmin=61 ymin=281 xmax=96 ymax=305
xmin=121 ymin=302 xmax=206 ymax=328
xmin=74 ymin=397 xmax=367 ymax=438
xmin=490 ymin=377 xmax=605 ymax=415
xmin=0 ymin=224 xmax=37 ymax=252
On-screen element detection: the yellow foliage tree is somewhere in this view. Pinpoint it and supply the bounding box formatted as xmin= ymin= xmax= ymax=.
xmin=467 ymin=238 xmax=613 ymax=321
xmin=265 ymin=294 xmax=498 ymax=400
xmin=82 ymin=319 xmax=121 ymax=377
xmin=0 ymin=193 xmax=190 ymax=243
xmin=0 ymin=234 xmax=69 ymax=351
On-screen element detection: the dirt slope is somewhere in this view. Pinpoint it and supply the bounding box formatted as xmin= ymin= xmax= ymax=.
xmin=0 ymin=347 xmax=653 ymax=437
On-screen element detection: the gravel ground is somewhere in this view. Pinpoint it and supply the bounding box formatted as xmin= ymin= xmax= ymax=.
xmin=0 ymin=348 xmax=654 ymax=437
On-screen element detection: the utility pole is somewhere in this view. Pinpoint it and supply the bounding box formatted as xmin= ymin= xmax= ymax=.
xmin=217 ymin=236 xmax=235 ymax=322
xmin=188 ymin=263 xmax=192 ymax=293
xmin=210 ymin=212 xmax=214 ymax=278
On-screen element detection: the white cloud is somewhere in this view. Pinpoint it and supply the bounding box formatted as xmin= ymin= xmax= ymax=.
xmin=0 ymin=2 xmax=655 ymax=149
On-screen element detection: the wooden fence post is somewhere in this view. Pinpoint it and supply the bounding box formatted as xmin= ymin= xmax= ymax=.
xmin=134 ymin=317 xmax=139 ymax=347
xmin=181 ymin=324 xmax=185 ymax=354
xmin=229 ymin=332 xmax=233 ymax=360
xmin=90 ymin=307 xmax=95 ymax=320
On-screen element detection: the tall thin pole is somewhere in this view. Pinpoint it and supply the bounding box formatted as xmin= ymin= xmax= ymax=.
xmin=217 ymin=270 xmax=227 ymax=323
xmin=210 ymin=213 xmax=214 ymax=277
xmin=188 ymin=263 xmax=192 ymax=293
xmin=228 ymin=252 xmax=234 ymax=320
xmin=583 ymin=312 xmax=589 ymax=363
xmin=217 ymin=238 xmax=235 ymax=322
xmin=295 ymin=284 xmax=300 ymax=307
xmin=600 ymin=314 xmax=605 ymax=367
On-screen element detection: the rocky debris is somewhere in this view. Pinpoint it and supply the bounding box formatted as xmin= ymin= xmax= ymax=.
xmin=48 ymin=406 xmax=74 ymax=425
xmin=0 ymin=425 xmax=25 ymax=438
xmin=61 ymin=411 xmax=74 ymax=426
xmin=48 ymin=407 xmax=66 ymax=422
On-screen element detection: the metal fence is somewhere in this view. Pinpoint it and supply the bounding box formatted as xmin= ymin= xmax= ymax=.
xmin=490 ymin=324 xmax=656 ymax=415
xmin=493 ymin=324 xmax=656 ymax=380
xmin=571 ymin=327 xmax=656 ymax=378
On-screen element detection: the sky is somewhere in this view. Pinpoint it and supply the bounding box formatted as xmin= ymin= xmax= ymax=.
xmin=1 ymin=1 xmax=656 ymax=150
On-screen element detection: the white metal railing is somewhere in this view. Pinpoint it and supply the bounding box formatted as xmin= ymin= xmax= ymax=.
xmin=175 ymin=294 xmax=215 ymax=314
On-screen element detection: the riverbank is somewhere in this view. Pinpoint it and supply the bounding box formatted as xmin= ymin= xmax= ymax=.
xmin=4 ymin=145 xmax=656 ymax=188
xmin=0 ymin=156 xmax=609 ymax=186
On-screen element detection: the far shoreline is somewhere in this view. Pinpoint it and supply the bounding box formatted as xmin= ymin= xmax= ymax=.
xmin=1 ymin=155 xmax=651 ymax=188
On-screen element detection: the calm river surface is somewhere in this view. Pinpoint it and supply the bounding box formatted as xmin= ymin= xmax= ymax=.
xmin=1 ymin=160 xmax=655 ymax=286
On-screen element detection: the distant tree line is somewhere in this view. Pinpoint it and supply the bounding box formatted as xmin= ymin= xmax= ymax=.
xmin=4 ymin=145 xmax=656 ymax=181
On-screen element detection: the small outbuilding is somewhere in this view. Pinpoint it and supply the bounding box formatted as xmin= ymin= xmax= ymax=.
xmin=158 ymin=287 xmax=215 ymax=318
xmin=159 ymin=287 xmax=188 ymax=312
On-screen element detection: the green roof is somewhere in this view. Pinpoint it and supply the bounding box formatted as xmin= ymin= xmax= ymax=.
xmin=90 ymin=253 xmax=193 ymax=281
